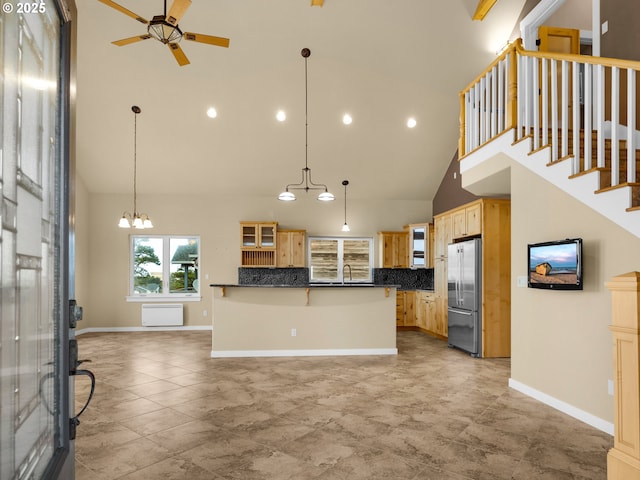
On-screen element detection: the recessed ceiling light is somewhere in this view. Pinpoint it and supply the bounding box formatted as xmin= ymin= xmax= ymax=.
xmin=342 ymin=113 xmax=352 ymax=125
xmin=276 ymin=110 xmax=286 ymax=122
xmin=407 ymin=117 xmax=417 ymax=128
xmin=206 ymin=107 xmax=217 ymax=119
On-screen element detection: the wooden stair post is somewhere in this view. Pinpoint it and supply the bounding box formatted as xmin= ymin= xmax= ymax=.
xmin=607 ymin=272 xmax=640 ymax=480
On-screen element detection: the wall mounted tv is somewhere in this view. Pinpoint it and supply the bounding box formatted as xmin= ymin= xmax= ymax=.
xmin=527 ymin=238 xmax=583 ymax=290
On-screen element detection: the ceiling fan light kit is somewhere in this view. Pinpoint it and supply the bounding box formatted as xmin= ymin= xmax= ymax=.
xmin=98 ymin=0 xmax=230 ymax=66
xmin=278 ymin=48 xmax=335 ymax=203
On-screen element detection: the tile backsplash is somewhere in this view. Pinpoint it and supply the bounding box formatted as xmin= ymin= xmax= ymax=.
xmin=239 ymin=267 xmax=433 ymax=290
xmin=373 ymin=268 xmax=433 ymax=290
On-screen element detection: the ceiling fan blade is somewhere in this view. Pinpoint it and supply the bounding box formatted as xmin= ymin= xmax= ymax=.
xmin=112 ymin=34 xmax=152 ymax=46
xmin=97 ymin=0 xmax=148 ymax=24
xmin=183 ymin=32 xmax=230 ymax=48
xmin=168 ymin=43 xmax=190 ymax=66
xmin=166 ymin=0 xmax=192 ymax=26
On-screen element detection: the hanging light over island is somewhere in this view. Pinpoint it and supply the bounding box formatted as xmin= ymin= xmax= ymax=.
xmin=278 ymin=48 xmax=334 ymax=202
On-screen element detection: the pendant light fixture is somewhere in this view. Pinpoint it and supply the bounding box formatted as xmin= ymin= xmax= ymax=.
xmin=118 ymin=105 xmax=153 ymax=229
xmin=278 ymin=48 xmax=334 ymax=202
xmin=341 ymin=180 xmax=350 ymax=232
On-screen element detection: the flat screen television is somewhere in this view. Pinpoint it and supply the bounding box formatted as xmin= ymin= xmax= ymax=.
xmin=527 ymin=238 xmax=583 ymax=290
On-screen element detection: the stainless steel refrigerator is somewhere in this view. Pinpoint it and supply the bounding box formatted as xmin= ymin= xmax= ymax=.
xmin=447 ymin=238 xmax=482 ymax=357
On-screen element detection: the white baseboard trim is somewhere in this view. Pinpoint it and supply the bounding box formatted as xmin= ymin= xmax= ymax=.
xmin=211 ymin=348 xmax=398 ymax=358
xmin=76 ymin=325 xmax=212 ymax=336
xmin=509 ymin=378 xmax=613 ymax=435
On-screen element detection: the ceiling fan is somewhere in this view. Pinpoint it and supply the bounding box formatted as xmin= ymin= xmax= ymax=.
xmin=98 ymin=0 xmax=230 ymax=66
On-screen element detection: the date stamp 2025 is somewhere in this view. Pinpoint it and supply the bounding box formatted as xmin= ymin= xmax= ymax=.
xmin=3 ymin=2 xmax=47 ymax=14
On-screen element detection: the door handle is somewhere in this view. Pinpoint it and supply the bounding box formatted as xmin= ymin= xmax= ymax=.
xmin=69 ymin=338 xmax=95 ymax=440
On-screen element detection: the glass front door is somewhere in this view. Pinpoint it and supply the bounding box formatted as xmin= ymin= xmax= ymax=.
xmin=1 ymin=1 xmax=74 ymax=478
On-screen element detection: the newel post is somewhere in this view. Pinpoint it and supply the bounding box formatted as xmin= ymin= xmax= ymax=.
xmin=607 ymin=271 xmax=640 ymax=480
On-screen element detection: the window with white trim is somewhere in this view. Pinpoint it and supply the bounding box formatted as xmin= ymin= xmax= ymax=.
xmin=308 ymin=237 xmax=373 ymax=283
xmin=129 ymin=235 xmax=200 ymax=299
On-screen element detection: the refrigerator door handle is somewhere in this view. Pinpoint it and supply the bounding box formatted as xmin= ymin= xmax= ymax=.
xmin=457 ymin=247 xmax=463 ymax=305
xmin=459 ymin=247 xmax=464 ymax=306
xmin=448 ymin=307 xmax=473 ymax=316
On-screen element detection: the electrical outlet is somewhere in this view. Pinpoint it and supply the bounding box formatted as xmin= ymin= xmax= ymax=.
xmin=602 ymin=20 xmax=609 ymax=35
xmin=517 ymin=276 xmax=527 ymax=288
xmin=203 ymin=310 xmax=208 ymax=317
xmin=291 ymin=328 xmax=297 ymax=337
xmin=608 ymin=379 xmax=614 ymax=396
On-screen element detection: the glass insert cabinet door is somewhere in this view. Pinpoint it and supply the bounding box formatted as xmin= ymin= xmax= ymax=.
xmin=240 ymin=222 xmax=276 ymax=248
xmin=1 ymin=1 xmax=76 ymax=479
xmin=409 ymin=224 xmax=430 ymax=268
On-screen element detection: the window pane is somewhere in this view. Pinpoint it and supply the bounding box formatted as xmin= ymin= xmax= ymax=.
xmin=310 ymin=239 xmax=339 ymax=282
xmin=344 ymin=240 xmax=371 ymax=281
xmin=133 ymin=237 xmax=163 ymax=294
xmin=170 ymin=238 xmax=199 ymax=293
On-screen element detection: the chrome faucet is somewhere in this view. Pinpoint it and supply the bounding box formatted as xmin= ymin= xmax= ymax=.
xmin=342 ymin=264 xmax=352 ymax=284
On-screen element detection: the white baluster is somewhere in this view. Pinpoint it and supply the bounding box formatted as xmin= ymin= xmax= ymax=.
xmin=533 ymin=57 xmax=540 ymax=150
xmin=596 ymin=64 xmax=605 ymax=169
xmin=541 ymin=58 xmax=549 ymax=146
xmin=491 ymin=65 xmax=497 ymax=137
xmin=561 ymin=60 xmax=569 ymax=159
xmin=611 ymin=66 xmax=620 ymax=186
xmin=627 ymin=68 xmax=636 ymax=184
xmin=551 ymin=60 xmax=559 ymax=161
xmin=572 ymin=61 xmax=581 ymax=175
xmin=584 ymin=63 xmax=592 ymax=170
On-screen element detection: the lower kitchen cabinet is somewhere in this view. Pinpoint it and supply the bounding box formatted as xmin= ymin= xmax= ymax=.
xmin=396 ymin=290 xmax=416 ymax=327
xmin=415 ymin=291 xmax=436 ymax=332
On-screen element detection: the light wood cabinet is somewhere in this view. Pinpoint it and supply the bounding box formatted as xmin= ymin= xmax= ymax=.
xmin=276 ymin=230 xmax=306 ymax=268
xmin=452 ymin=202 xmax=482 ymax=239
xmin=240 ymin=222 xmax=277 ymax=267
xmin=415 ymin=291 xmax=436 ymax=332
xmin=396 ymin=290 xmax=416 ymax=327
xmin=408 ymin=223 xmax=434 ymax=268
xmin=433 ymin=198 xmax=511 ymax=357
xmin=379 ymin=231 xmax=409 ymax=268
xmin=433 ymin=213 xmax=452 ymax=339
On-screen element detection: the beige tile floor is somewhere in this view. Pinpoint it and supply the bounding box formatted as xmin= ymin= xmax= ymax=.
xmin=74 ymin=330 xmax=612 ymax=480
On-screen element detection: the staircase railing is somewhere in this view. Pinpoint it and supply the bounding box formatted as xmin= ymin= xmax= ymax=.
xmin=460 ymin=39 xmax=640 ymax=190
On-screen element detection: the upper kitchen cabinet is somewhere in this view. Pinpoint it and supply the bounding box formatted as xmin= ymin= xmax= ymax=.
xmin=408 ymin=223 xmax=434 ymax=268
xmin=379 ymin=231 xmax=409 ymax=268
xmin=452 ymin=202 xmax=481 ymax=239
xmin=240 ymin=222 xmax=277 ymax=267
xmin=276 ymin=230 xmax=306 ymax=268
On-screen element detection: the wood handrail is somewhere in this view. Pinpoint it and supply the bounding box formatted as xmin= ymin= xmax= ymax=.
xmin=513 ymin=38 xmax=640 ymax=71
xmin=461 ymin=38 xmax=640 ymax=97
xmin=460 ymin=41 xmax=518 ymax=96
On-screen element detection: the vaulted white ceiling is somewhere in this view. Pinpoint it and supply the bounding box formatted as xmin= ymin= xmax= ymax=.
xmin=75 ymin=0 xmax=526 ymax=201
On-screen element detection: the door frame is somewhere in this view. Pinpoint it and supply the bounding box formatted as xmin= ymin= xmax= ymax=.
xmin=44 ymin=1 xmax=78 ymax=478
xmin=520 ymin=0 xmax=600 ymax=55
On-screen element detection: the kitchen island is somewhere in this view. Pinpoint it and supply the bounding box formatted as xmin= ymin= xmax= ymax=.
xmin=209 ymin=284 xmax=397 ymax=358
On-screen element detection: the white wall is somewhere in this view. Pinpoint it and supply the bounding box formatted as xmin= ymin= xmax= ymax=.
xmin=74 ymin=175 xmax=90 ymax=324
xmin=77 ymin=188 xmax=431 ymax=329
xmin=510 ymin=162 xmax=640 ymax=425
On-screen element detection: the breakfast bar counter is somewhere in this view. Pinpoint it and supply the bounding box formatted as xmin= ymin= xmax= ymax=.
xmin=209 ymin=284 xmax=397 ymax=358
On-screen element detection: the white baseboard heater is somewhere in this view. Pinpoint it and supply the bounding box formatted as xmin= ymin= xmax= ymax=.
xmin=141 ymin=304 xmax=184 ymax=327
